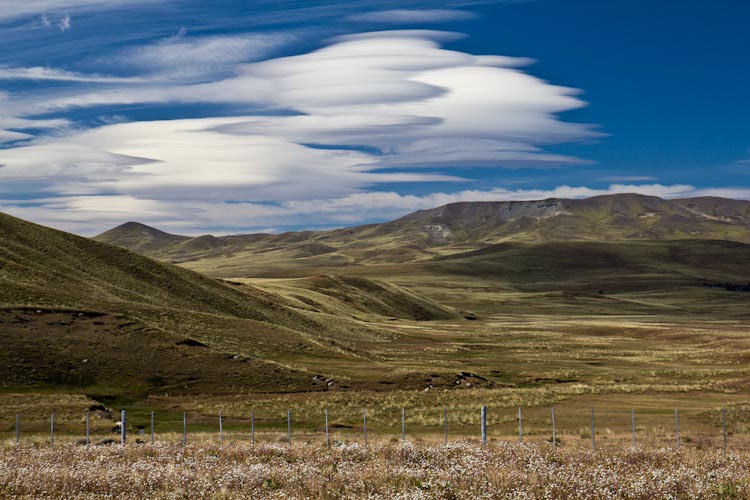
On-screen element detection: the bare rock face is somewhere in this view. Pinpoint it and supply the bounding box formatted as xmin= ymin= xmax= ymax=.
xmin=424 ymin=224 xmax=453 ymax=243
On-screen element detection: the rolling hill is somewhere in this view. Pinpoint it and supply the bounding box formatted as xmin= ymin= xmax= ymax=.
xmin=94 ymin=194 xmax=750 ymax=277
xmin=0 ymin=212 xmax=460 ymax=396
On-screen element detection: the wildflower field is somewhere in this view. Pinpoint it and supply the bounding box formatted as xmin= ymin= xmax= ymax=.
xmin=1 ymin=441 xmax=749 ymax=500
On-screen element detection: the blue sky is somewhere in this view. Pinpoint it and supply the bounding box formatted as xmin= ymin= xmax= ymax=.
xmin=0 ymin=0 xmax=748 ymax=235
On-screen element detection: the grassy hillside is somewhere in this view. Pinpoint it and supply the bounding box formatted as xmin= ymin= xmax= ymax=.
xmin=244 ymin=275 xmax=463 ymax=321
xmin=0 ymin=212 xmax=461 ymax=397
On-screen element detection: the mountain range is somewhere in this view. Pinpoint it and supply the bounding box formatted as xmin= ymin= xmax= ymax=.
xmin=95 ymin=194 xmax=750 ymax=277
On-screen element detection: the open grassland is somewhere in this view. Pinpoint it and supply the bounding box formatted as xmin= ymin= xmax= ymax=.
xmin=2 ymin=442 xmax=750 ymax=499
xmin=3 ymin=310 xmax=750 ymax=450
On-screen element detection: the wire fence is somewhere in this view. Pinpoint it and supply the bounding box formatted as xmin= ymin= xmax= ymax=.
xmin=5 ymin=404 xmax=750 ymax=452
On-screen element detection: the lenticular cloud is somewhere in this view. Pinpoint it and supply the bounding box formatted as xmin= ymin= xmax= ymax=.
xmin=0 ymin=29 xmax=602 ymax=232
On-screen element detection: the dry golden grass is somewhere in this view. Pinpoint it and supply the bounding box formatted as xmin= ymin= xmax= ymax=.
xmin=2 ymin=441 xmax=749 ymax=499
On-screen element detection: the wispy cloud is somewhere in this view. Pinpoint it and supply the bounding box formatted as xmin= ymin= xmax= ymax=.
xmin=597 ymin=175 xmax=658 ymax=182
xmin=58 ymin=13 xmax=71 ymax=31
xmin=104 ymin=31 xmax=296 ymax=76
xmin=0 ymin=66 xmax=143 ymax=82
xmin=0 ymin=0 xmax=168 ymax=23
xmin=348 ymin=9 xmax=477 ymax=24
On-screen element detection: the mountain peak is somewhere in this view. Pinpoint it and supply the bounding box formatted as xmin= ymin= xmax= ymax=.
xmin=95 ymin=221 xmax=189 ymax=255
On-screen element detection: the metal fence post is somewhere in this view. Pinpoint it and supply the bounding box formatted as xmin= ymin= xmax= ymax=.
xmin=363 ymin=409 xmax=367 ymax=447
xmin=86 ymin=411 xmax=90 ymax=448
xmin=219 ymin=411 xmax=223 ymax=445
xmin=444 ymin=407 xmax=448 ymax=446
xmin=631 ymin=408 xmax=636 ymax=449
xmin=183 ymin=412 xmax=187 ymax=446
xmin=401 ymin=408 xmax=405 ymax=441
xmin=518 ymin=407 xmax=523 ymax=444
xmin=551 ymin=407 xmax=556 ymax=450
xmin=325 ymin=408 xmax=330 ymax=448
xmin=251 ymin=409 xmax=255 ymax=446
xmin=15 ymin=414 xmax=19 ymax=447
xmin=591 ymin=408 xmax=595 ymax=450
xmin=675 ymin=409 xmax=680 ymax=450
xmin=722 ymin=408 xmax=728 ymax=453
xmin=481 ymin=406 xmax=487 ymax=448
xmin=50 ymin=412 xmax=55 ymax=448
xmin=150 ymin=411 xmax=155 ymax=445
xmin=121 ymin=409 xmax=126 ymax=445
xmin=287 ymin=410 xmax=291 ymax=445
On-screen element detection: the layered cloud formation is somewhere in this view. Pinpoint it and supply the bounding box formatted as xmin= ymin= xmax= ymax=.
xmin=0 ymin=28 xmax=606 ymax=232
xmin=1 ymin=2 xmax=745 ymax=235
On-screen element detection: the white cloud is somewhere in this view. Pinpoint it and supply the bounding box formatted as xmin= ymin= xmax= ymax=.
xmin=58 ymin=13 xmax=70 ymax=31
xmin=7 ymin=30 xmax=599 ymax=171
xmin=105 ymin=32 xmax=296 ymax=76
xmin=348 ymin=9 xmax=477 ymax=24
xmin=1 ymin=4 xmax=744 ymax=237
xmin=0 ymin=117 xmax=461 ymax=202
xmin=0 ymin=66 xmax=143 ymax=82
xmin=0 ymin=29 xmax=607 ymax=233
xmin=0 ymin=92 xmax=69 ymax=143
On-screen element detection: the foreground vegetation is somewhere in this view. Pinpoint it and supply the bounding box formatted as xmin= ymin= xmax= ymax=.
xmin=2 ymin=441 xmax=749 ymax=499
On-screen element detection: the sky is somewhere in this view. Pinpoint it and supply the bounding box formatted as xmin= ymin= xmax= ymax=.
xmin=0 ymin=0 xmax=748 ymax=236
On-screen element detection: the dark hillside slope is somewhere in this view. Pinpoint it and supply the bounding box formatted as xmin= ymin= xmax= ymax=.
xmin=427 ymin=239 xmax=750 ymax=293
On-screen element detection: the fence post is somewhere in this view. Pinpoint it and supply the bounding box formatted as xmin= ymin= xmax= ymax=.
xmin=444 ymin=407 xmax=448 ymax=446
xmin=50 ymin=412 xmax=55 ymax=448
xmin=591 ymin=408 xmax=595 ymax=450
xmin=287 ymin=410 xmax=291 ymax=445
xmin=325 ymin=408 xmax=330 ymax=448
xmin=722 ymin=408 xmax=727 ymax=453
xmin=150 ymin=411 xmax=155 ymax=445
xmin=401 ymin=408 xmax=405 ymax=441
xmin=86 ymin=411 xmax=90 ymax=448
xmin=219 ymin=411 xmax=223 ymax=445
xmin=251 ymin=409 xmax=255 ymax=446
xmin=631 ymin=408 xmax=636 ymax=449
xmin=363 ymin=409 xmax=367 ymax=447
xmin=675 ymin=409 xmax=680 ymax=450
xmin=15 ymin=414 xmax=19 ymax=447
xmin=518 ymin=407 xmax=523 ymax=444
xmin=183 ymin=412 xmax=187 ymax=446
xmin=551 ymin=407 xmax=556 ymax=450
xmin=121 ymin=410 xmax=127 ymax=445
xmin=481 ymin=406 xmax=487 ymax=448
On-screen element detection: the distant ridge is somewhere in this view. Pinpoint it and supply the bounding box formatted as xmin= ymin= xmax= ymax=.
xmin=94 ymin=194 xmax=750 ymax=272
